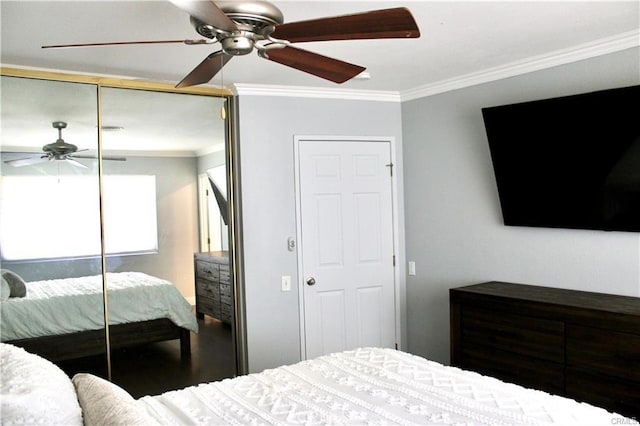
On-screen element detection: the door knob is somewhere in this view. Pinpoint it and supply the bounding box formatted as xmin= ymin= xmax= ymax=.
xmin=306 ymin=277 xmax=316 ymax=286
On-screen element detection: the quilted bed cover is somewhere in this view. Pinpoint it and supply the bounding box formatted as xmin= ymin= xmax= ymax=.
xmin=138 ymin=347 xmax=624 ymax=425
xmin=1 ymin=271 xmax=198 ymax=341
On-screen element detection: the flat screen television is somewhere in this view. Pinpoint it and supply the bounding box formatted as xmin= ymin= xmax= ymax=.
xmin=482 ymin=85 xmax=640 ymax=232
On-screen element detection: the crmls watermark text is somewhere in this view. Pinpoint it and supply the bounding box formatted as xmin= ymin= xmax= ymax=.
xmin=612 ymin=417 xmax=639 ymax=425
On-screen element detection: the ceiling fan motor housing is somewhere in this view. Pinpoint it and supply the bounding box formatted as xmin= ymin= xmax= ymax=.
xmin=191 ymin=1 xmax=284 ymax=56
xmin=221 ymin=33 xmax=255 ymax=55
xmin=42 ymin=121 xmax=78 ymax=157
xmin=216 ymin=1 xmax=284 ymax=28
xmin=42 ymin=140 xmax=78 ymax=157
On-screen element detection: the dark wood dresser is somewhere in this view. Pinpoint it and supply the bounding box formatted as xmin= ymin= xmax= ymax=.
xmin=194 ymin=251 xmax=233 ymax=324
xmin=450 ymin=281 xmax=640 ymax=418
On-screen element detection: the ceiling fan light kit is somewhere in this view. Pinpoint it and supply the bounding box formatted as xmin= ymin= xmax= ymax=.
xmin=42 ymin=0 xmax=420 ymax=88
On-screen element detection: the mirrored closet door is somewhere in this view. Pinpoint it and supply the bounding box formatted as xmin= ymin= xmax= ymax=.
xmin=100 ymin=85 xmax=237 ymax=395
xmin=0 ymin=69 xmax=238 ymax=397
xmin=0 ymin=75 xmax=106 ymax=368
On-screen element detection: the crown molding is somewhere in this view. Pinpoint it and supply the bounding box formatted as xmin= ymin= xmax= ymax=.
xmin=232 ymin=83 xmax=401 ymax=102
xmin=232 ymin=30 xmax=638 ymax=103
xmin=400 ymin=29 xmax=640 ymax=102
xmin=195 ymin=144 xmax=226 ymax=158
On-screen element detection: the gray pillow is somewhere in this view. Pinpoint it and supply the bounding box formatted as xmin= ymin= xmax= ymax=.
xmin=0 ymin=270 xmax=26 ymax=298
xmin=0 ymin=277 xmax=10 ymax=301
xmin=72 ymin=373 xmax=159 ymax=426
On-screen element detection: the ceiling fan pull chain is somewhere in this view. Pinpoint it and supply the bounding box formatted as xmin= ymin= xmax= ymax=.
xmin=220 ymin=54 xmax=226 ymax=120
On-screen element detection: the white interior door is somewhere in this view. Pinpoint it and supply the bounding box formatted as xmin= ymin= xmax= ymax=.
xmin=297 ymin=138 xmax=396 ymax=359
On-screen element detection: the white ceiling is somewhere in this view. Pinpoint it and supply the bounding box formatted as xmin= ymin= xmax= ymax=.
xmin=2 ymin=1 xmax=638 ymax=93
xmin=1 ymin=1 xmax=638 ymax=156
xmin=0 ymin=75 xmax=227 ymax=155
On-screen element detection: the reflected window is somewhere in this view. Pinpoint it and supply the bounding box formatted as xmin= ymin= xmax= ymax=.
xmin=0 ymin=174 xmax=157 ymax=260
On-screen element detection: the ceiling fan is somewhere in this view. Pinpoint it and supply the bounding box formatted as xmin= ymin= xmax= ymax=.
xmin=3 ymin=121 xmax=126 ymax=169
xmin=42 ymin=0 xmax=420 ymax=88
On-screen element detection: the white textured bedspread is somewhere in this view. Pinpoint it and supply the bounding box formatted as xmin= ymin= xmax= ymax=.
xmin=1 ymin=272 xmax=198 ymax=341
xmin=138 ymin=347 xmax=623 ymax=425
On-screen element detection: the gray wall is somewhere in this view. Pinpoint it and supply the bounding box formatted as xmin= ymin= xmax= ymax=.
xmin=236 ymin=95 xmax=404 ymax=373
xmin=402 ymin=47 xmax=640 ymax=364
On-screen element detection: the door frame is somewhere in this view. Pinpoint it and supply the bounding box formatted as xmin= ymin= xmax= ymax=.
xmin=293 ymin=135 xmax=406 ymax=360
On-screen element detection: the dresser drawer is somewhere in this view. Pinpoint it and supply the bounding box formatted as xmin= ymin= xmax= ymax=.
xmin=566 ymin=368 xmax=640 ymax=418
xmin=461 ymin=342 xmax=564 ymax=394
xmin=461 ymin=306 xmax=564 ymax=362
xmin=221 ymin=294 xmax=232 ymax=306
xmin=221 ymin=303 xmax=232 ymax=316
xmin=197 ymin=296 xmax=220 ymax=317
xmin=196 ymin=280 xmax=220 ymax=301
xmin=219 ymin=283 xmax=232 ymax=298
xmin=220 ymin=304 xmax=233 ymax=323
xmin=196 ymin=260 xmax=218 ymax=281
xmin=219 ymin=265 xmax=230 ymax=283
xmin=567 ymin=325 xmax=640 ymax=382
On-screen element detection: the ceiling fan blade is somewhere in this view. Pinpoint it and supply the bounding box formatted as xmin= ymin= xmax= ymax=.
xmin=168 ymin=0 xmax=238 ymax=32
xmin=264 ymin=46 xmax=365 ymax=84
xmin=72 ymin=154 xmax=127 ymax=162
xmin=4 ymin=156 xmax=49 ymax=167
xmin=42 ymin=39 xmax=212 ymax=49
xmin=65 ymin=158 xmax=88 ymax=169
xmin=176 ymin=50 xmax=232 ymax=88
xmin=103 ymin=155 xmax=127 ymax=162
xmin=271 ymin=7 xmax=420 ymax=43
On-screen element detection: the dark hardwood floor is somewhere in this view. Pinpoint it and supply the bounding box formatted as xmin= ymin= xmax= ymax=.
xmin=57 ymin=316 xmax=236 ymax=398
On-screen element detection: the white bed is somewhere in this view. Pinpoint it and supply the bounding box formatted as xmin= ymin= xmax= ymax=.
xmin=1 ymin=271 xmax=198 ymax=361
xmin=0 ymin=271 xmax=198 ymax=341
xmin=0 ymin=343 xmax=630 ymax=426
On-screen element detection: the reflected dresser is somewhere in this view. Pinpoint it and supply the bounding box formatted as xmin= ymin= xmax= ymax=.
xmin=450 ymin=281 xmax=640 ymax=418
xmin=194 ymin=252 xmax=233 ymax=324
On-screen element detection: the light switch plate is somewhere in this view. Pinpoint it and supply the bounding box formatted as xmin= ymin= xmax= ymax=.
xmin=408 ymin=261 xmax=416 ymax=276
xmin=281 ymin=275 xmax=292 ymax=291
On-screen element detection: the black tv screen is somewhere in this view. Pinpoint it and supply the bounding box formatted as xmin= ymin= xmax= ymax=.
xmin=482 ymin=85 xmax=640 ymax=232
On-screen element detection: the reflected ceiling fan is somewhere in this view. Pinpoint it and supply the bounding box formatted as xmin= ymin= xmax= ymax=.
xmin=4 ymin=121 xmax=126 ymax=169
xmin=42 ymin=0 xmax=421 ymax=88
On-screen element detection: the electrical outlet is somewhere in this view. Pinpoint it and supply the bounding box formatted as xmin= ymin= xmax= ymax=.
xmin=281 ymin=275 xmax=292 ymax=291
